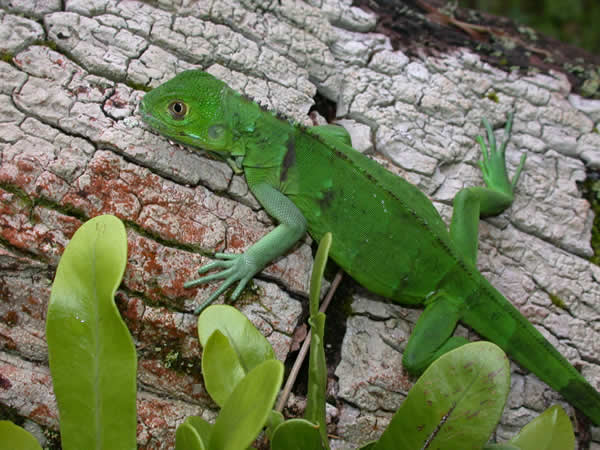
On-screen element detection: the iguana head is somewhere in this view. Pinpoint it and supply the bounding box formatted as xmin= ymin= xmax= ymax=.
xmin=140 ymin=70 xmax=234 ymax=153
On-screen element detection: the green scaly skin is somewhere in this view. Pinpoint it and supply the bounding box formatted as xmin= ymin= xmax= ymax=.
xmin=140 ymin=70 xmax=600 ymax=426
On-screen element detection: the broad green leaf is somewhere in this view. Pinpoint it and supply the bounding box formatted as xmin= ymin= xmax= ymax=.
xmin=0 ymin=421 xmax=42 ymax=450
xmin=209 ymin=359 xmax=283 ymax=450
xmin=265 ymin=410 xmax=285 ymax=441
xmin=270 ymin=419 xmax=323 ymax=450
xmin=175 ymin=422 xmax=205 ymax=450
xmin=305 ymin=233 xmax=331 ymax=449
xmin=197 ymin=305 xmax=275 ymax=373
xmin=202 ymin=330 xmax=246 ymax=406
xmin=46 ymin=215 xmax=136 ymax=450
xmin=374 ymin=342 xmax=510 ymax=450
xmin=508 ymin=405 xmax=575 ymax=450
xmin=184 ymin=416 xmax=213 ymax=444
xmin=358 ymin=442 xmax=377 ymax=450
xmin=482 ymin=444 xmax=520 ymax=449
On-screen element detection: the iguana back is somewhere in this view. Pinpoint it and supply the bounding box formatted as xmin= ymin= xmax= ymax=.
xmin=247 ymin=121 xmax=460 ymax=304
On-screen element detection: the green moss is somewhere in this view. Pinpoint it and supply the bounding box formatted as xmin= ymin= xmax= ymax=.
xmin=123 ymin=219 xmax=205 ymax=254
xmin=582 ymin=178 xmax=600 ymax=266
xmin=127 ymin=81 xmax=152 ymax=93
xmin=163 ymin=350 xmax=180 ymax=369
xmin=33 ymin=197 xmax=88 ymax=222
xmin=581 ymin=74 xmax=600 ymax=98
xmin=548 ymin=292 xmax=568 ymax=310
xmin=0 ymin=183 xmax=34 ymax=209
xmin=486 ymin=90 xmax=499 ymax=103
xmin=154 ymin=341 xmax=202 ymax=378
xmin=32 ymin=40 xmax=58 ymax=51
xmin=0 ymin=183 xmax=89 ymax=225
xmin=0 ymin=52 xmax=14 ymax=64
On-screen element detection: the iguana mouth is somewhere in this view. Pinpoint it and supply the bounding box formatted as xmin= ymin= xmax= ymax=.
xmin=139 ymin=106 xmax=176 ymax=137
xmin=138 ymin=101 xmax=156 ymax=127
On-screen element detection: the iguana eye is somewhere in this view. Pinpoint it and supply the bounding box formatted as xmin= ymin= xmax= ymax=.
xmin=167 ymin=101 xmax=187 ymax=120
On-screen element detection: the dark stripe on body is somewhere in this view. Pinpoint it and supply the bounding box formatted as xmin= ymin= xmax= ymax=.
xmin=280 ymin=135 xmax=296 ymax=182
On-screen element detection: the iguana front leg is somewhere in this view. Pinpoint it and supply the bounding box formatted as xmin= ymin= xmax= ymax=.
xmin=186 ymin=183 xmax=307 ymax=313
xmin=450 ymin=113 xmax=526 ymax=265
xmin=402 ymin=113 xmax=526 ymax=374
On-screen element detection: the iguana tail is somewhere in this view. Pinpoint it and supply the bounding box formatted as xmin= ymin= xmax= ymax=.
xmin=463 ymin=274 xmax=600 ymax=425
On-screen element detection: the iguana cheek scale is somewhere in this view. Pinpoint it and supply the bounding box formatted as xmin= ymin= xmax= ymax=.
xmin=141 ymin=70 xmax=600 ymax=425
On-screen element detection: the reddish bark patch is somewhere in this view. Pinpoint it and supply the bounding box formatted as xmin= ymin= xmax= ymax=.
xmin=0 ymin=373 xmax=12 ymax=390
xmin=1 ymin=310 xmax=18 ymax=327
xmin=29 ymin=404 xmax=54 ymax=422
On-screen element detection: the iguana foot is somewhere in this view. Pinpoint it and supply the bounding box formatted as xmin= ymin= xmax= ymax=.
xmin=477 ymin=112 xmax=527 ymax=199
xmin=185 ymin=252 xmax=258 ymax=314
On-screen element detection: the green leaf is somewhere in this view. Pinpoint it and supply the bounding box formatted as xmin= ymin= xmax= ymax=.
xmin=309 ymin=232 xmax=332 ymax=317
xmin=304 ymin=233 xmax=331 ymax=449
xmin=197 ymin=305 xmax=275 ymax=373
xmin=482 ymin=444 xmax=520 ymax=449
xmin=184 ymin=416 xmax=213 ymax=444
xmin=46 ymin=215 xmax=136 ymax=450
xmin=508 ymin=405 xmax=575 ymax=450
xmin=265 ymin=410 xmax=285 ymax=441
xmin=270 ymin=419 xmax=323 ymax=450
xmin=374 ymin=342 xmax=510 ymax=450
xmin=209 ymin=359 xmax=283 ymax=450
xmin=202 ymin=330 xmax=246 ymax=406
xmin=0 ymin=421 xmax=42 ymax=450
xmin=175 ymin=422 xmax=205 ymax=450
xmin=358 ymin=442 xmax=377 ymax=450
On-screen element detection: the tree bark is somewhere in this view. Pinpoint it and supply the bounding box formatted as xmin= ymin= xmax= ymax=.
xmin=0 ymin=0 xmax=599 ymax=448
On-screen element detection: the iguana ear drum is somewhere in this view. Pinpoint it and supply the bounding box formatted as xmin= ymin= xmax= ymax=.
xmin=208 ymin=124 xmax=226 ymax=139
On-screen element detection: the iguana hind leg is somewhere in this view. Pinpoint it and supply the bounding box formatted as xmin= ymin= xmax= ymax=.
xmin=402 ymin=293 xmax=468 ymax=375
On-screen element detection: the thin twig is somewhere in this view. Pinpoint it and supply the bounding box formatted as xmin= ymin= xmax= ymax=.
xmin=275 ymin=270 xmax=344 ymax=412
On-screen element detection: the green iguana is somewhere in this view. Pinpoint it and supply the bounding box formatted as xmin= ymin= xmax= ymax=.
xmin=140 ymin=70 xmax=600 ymax=425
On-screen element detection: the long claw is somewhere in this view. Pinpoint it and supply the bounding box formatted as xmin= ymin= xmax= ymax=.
xmin=482 ymin=117 xmax=496 ymax=154
xmin=511 ymin=153 xmax=527 ymax=189
xmin=194 ymin=278 xmax=237 ymax=314
xmin=184 ymin=267 xmax=234 ymax=288
xmin=500 ymin=112 xmax=514 ymax=156
xmin=231 ymin=275 xmax=252 ymax=299
xmin=477 ymin=140 xmax=490 ymax=180
xmin=197 ymin=259 xmax=232 ymax=274
xmin=213 ymin=252 xmax=239 ymax=260
xmin=477 ymin=136 xmax=490 ymax=169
